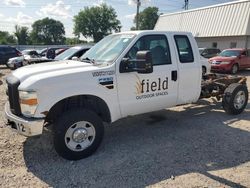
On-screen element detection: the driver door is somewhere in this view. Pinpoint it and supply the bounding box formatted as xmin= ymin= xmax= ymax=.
xmin=116 ymin=34 xmax=178 ymax=117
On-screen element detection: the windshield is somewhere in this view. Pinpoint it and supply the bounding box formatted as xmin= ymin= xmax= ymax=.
xmin=80 ymin=34 xmax=135 ymax=64
xmin=55 ymin=47 xmax=80 ymax=60
xmin=219 ymin=50 xmax=241 ymax=57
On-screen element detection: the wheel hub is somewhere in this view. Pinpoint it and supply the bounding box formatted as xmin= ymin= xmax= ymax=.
xmin=72 ymin=128 xmax=88 ymax=143
xmin=234 ymin=91 xmax=246 ymax=109
xmin=64 ymin=121 xmax=96 ymax=151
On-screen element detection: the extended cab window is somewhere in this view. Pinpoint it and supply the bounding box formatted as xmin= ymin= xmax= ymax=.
xmin=174 ymin=35 xmax=194 ymax=63
xmin=126 ymin=35 xmax=171 ymax=66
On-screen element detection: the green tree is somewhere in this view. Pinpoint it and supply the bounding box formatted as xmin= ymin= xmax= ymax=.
xmin=74 ymin=4 xmax=121 ymax=42
xmin=0 ymin=31 xmax=16 ymax=44
xmin=14 ymin=25 xmax=29 ymax=45
xmin=65 ymin=37 xmax=87 ymax=45
xmin=132 ymin=7 xmax=159 ymax=30
xmin=30 ymin=17 xmax=65 ymax=45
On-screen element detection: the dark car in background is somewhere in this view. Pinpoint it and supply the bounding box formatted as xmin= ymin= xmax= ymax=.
xmin=199 ymin=48 xmax=221 ymax=59
xmin=54 ymin=46 xmax=91 ymax=61
xmin=0 ymin=46 xmax=22 ymax=65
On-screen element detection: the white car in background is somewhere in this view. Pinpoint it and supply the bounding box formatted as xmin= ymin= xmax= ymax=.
xmin=200 ymin=55 xmax=211 ymax=74
xmin=7 ymin=50 xmax=51 ymax=70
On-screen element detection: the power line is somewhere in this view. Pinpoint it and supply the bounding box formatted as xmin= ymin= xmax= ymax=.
xmin=184 ymin=0 xmax=189 ymax=10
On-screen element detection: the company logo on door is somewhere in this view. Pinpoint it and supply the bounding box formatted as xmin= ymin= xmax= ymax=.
xmin=135 ymin=75 xmax=169 ymax=100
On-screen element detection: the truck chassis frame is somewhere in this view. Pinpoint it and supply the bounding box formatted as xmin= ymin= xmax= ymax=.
xmin=201 ymin=73 xmax=247 ymax=100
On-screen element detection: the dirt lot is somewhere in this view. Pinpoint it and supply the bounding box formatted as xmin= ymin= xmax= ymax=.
xmin=0 ymin=65 xmax=250 ymax=188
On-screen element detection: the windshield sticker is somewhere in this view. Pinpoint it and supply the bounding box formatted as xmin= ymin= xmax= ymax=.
xmin=99 ymin=77 xmax=114 ymax=89
xmin=92 ymin=70 xmax=115 ymax=77
xmin=135 ymin=75 xmax=168 ymax=100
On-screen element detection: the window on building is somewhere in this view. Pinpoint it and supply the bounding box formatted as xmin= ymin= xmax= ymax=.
xmin=230 ymin=42 xmax=237 ymax=48
xmin=212 ymin=42 xmax=217 ymax=48
xmin=174 ymin=35 xmax=194 ymax=63
xmin=247 ymin=50 xmax=250 ymax=57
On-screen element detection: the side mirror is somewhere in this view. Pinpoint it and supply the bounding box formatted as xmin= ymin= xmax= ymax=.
xmin=71 ymin=56 xmax=79 ymax=61
xmin=120 ymin=50 xmax=153 ymax=74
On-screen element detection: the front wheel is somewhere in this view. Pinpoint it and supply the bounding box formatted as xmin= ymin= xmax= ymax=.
xmin=54 ymin=109 xmax=104 ymax=160
xmin=222 ymin=83 xmax=248 ymax=115
xmin=231 ymin=64 xmax=239 ymax=74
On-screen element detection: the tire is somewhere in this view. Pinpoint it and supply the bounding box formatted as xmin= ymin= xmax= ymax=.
xmin=54 ymin=109 xmax=104 ymax=160
xmin=222 ymin=83 xmax=248 ymax=115
xmin=231 ymin=64 xmax=239 ymax=74
xmin=202 ymin=66 xmax=206 ymax=75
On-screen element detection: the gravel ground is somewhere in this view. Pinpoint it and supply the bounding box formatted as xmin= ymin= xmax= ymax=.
xmin=0 ymin=65 xmax=250 ymax=188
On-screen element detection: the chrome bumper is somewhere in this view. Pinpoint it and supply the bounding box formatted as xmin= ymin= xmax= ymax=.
xmin=5 ymin=102 xmax=44 ymax=137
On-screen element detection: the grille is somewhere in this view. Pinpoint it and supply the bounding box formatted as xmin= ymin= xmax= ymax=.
xmin=6 ymin=75 xmax=21 ymax=116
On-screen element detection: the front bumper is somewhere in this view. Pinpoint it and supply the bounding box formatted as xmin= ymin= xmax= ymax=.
xmin=5 ymin=102 xmax=44 ymax=137
xmin=211 ymin=64 xmax=231 ymax=72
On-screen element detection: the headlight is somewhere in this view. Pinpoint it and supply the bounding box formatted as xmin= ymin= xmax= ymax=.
xmin=220 ymin=61 xmax=231 ymax=65
xmin=19 ymin=91 xmax=38 ymax=117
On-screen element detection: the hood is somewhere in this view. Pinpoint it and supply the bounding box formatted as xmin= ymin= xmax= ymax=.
xmin=12 ymin=60 xmax=97 ymax=82
xmin=209 ymin=56 xmax=237 ymax=62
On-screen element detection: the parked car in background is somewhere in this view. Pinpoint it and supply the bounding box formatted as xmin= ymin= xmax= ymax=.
xmin=55 ymin=48 xmax=68 ymax=56
xmin=209 ymin=48 xmax=250 ymax=74
xmin=200 ymin=55 xmax=211 ymax=74
xmin=199 ymin=48 xmax=221 ymax=58
xmin=0 ymin=46 xmax=22 ymax=65
xmin=38 ymin=47 xmax=67 ymax=59
xmin=7 ymin=49 xmax=53 ymax=70
xmin=54 ymin=46 xmax=91 ymax=61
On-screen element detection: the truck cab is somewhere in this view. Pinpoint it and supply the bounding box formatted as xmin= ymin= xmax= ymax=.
xmin=5 ymin=31 xmax=248 ymax=160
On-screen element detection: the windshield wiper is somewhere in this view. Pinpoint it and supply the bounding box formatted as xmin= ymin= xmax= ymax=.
xmin=81 ymin=57 xmax=95 ymax=64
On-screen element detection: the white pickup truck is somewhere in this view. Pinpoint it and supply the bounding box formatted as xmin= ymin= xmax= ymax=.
xmin=5 ymin=31 xmax=248 ymax=160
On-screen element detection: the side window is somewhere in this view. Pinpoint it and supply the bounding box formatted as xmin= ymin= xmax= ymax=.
xmin=242 ymin=51 xmax=247 ymax=56
xmin=126 ymin=35 xmax=172 ymax=66
xmin=174 ymin=35 xmax=194 ymax=63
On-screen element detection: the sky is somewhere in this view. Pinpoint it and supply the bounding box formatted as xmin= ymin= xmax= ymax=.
xmin=0 ymin=0 xmax=235 ymax=39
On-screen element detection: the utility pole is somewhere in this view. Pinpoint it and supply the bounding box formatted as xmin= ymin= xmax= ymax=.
xmin=184 ymin=0 xmax=189 ymax=10
xmin=136 ymin=0 xmax=141 ymax=30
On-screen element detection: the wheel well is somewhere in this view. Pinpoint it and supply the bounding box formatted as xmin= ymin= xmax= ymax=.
xmin=233 ymin=63 xmax=239 ymax=67
xmin=45 ymin=95 xmax=111 ymax=123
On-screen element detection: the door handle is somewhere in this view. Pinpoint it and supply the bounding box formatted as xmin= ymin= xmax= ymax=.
xmin=171 ymin=70 xmax=177 ymax=81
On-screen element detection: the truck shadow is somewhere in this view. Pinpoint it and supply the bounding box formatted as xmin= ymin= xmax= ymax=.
xmin=23 ymin=100 xmax=250 ymax=187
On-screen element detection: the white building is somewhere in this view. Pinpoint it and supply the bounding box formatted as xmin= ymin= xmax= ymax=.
xmin=154 ymin=0 xmax=250 ymax=50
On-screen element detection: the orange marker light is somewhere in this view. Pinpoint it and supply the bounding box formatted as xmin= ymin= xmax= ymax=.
xmin=20 ymin=98 xmax=38 ymax=105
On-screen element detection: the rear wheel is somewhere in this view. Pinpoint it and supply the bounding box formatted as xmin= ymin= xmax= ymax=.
xmin=222 ymin=83 xmax=248 ymax=115
xmin=54 ymin=109 xmax=104 ymax=160
xmin=231 ymin=64 xmax=239 ymax=74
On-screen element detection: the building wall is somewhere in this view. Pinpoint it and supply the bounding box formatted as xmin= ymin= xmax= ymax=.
xmin=196 ymin=36 xmax=249 ymax=50
xmin=155 ymin=0 xmax=250 ymax=37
